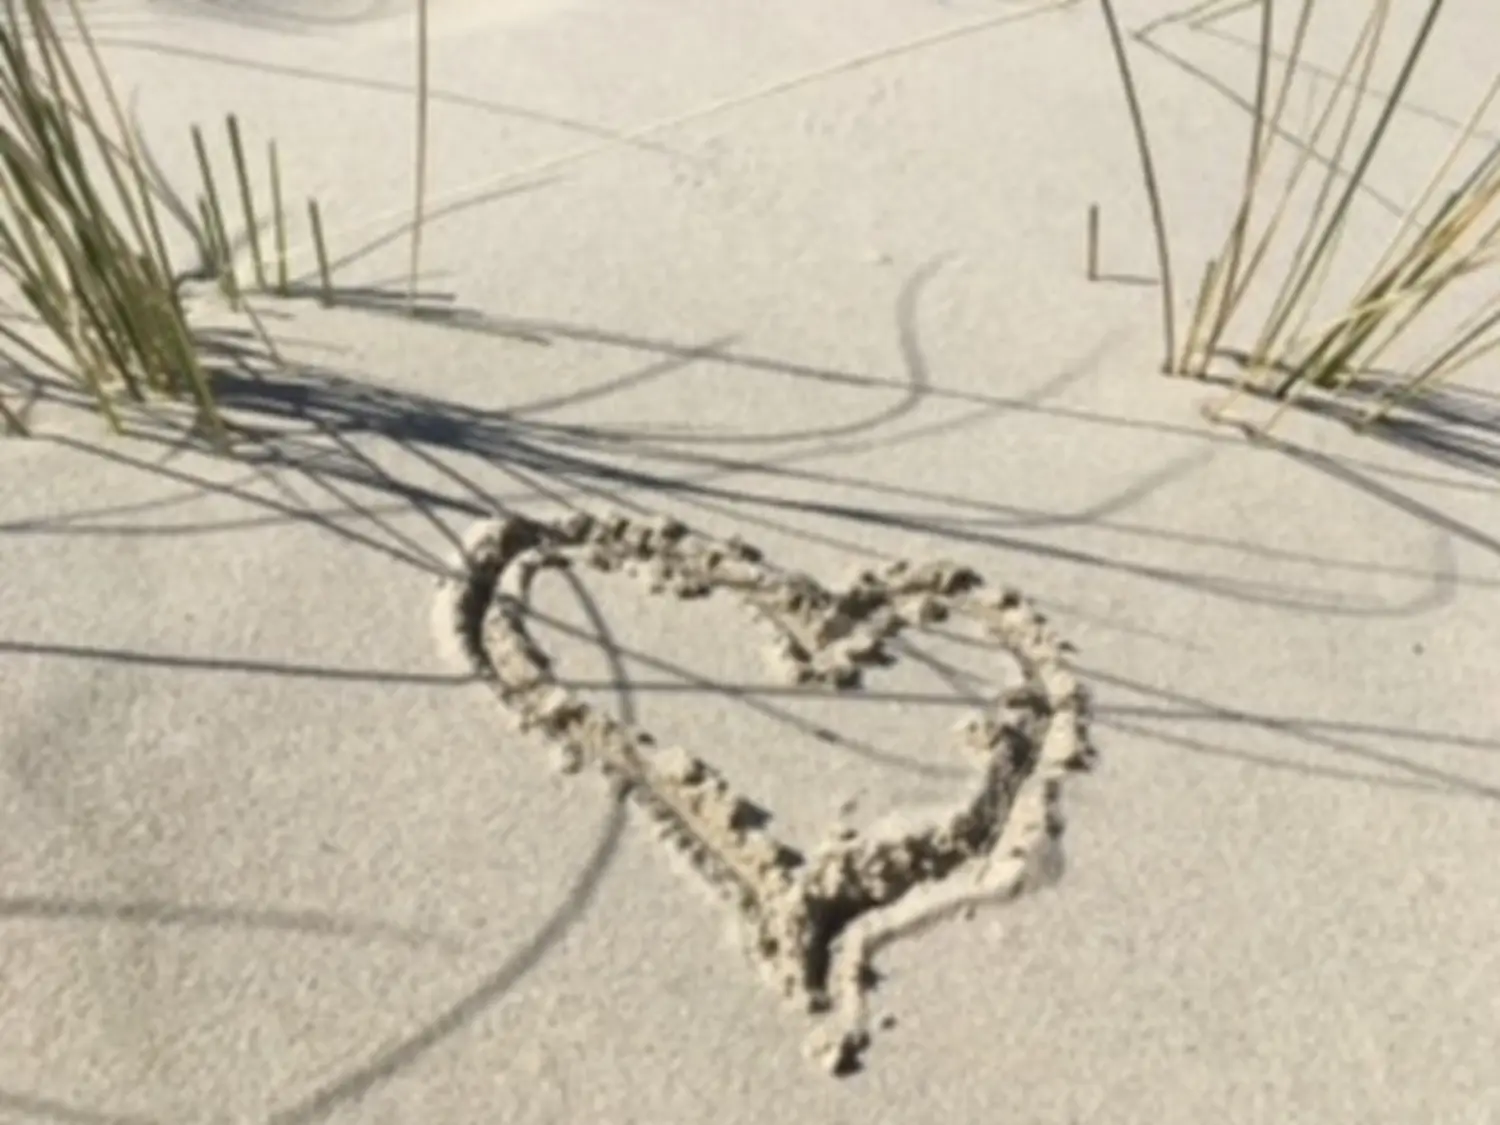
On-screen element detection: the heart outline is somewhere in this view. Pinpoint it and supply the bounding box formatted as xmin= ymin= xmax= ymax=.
xmin=435 ymin=509 xmax=1095 ymax=1073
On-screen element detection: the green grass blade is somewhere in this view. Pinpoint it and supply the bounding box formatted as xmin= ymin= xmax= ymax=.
xmin=226 ymin=114 xmax=266 ymax=291
xmin=191 ymin=123 xmax=238 ymax=303
xmin=308 ymin=197 xmax=333 ymax=306
xmin=269 ymin=139 xmax=288 ymax=295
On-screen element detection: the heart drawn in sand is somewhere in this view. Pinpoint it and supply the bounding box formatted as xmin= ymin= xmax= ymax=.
xmin=435 ymin=510 xmax=1096 ymax=1074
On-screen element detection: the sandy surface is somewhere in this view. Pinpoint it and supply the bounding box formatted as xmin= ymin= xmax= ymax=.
xmin=3 ymin=0 xmax=1499 ymax=1121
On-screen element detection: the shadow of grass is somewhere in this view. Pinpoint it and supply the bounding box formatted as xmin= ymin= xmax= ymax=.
xmin=1193 ymin=359 xmax=1500 ymax=484
xmin=6 ymin=273 xmax=1491 ymax=617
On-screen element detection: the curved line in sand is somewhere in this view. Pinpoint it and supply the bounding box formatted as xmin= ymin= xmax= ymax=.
xmin=433 ymin=507 xmax=1096 ymax=1074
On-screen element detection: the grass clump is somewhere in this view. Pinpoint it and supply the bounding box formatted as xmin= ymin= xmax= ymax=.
xmin=0 ymin=0 xmax=349 ymax=442
xmin=0 ymin=0 xmax=224 ymax=442
xmin=1101 ymin=0 xmax=1500 ymax=436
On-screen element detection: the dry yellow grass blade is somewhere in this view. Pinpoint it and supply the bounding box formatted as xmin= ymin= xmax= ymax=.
xmin=1186 ymin=0 xmax=1368 ymax=376
xmin=1133 ymin=0 xmax=1500 ymax=438
xmin=1177 ymin=0 xmax=1286 ymax=378
xmin=409 ymin=0 xmax=429 ymax=310
xmin=1241 ymin=0 xmax=1396 ymax=383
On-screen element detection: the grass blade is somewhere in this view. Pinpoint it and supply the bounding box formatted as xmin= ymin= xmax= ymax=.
xmin=226 ymin=113 xmax=267 ymax=291
xmin=191 ymin=123 xmax=239 ymax=304
xmin=1099 ymin=0 xmax=1177 ymax=371
xmin=269 ymin=139 xmax=288 ymax=295
xmin=308 ymin=197 xmax=334 ymax=306
xmin=408 ymin=0 xmax=429 ymax=311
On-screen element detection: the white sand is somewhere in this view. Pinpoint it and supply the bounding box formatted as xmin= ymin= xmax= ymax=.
xmin=3 ymin=0 xmax=1499 ymax=1121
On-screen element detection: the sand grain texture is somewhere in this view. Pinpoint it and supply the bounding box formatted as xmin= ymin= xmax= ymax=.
xmin=3 ymin=0 xmax=1499 ymax=1122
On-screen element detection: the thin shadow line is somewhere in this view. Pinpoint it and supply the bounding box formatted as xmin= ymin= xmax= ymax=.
xmin=27 ymin=388 xmax=1463 ymax=618
xmin=84 ymin=0 xmax=399 ymax=33
xmin=41 ymin=435 xmax=462 ymax=575
xmin=537 ymin=411 xmax=1488 ymax=589
xmin=10 ymin=305 xmax=1484 ymax=618
xmin=0 ymin=640 xmax=469 ymax=685
xmin=0 ymin=895 xmax=464 ymax=952
xmin=261 ymin=387 xmax=1268 ymax=602
xmin=1254 ymin=429 xmax=1500 ymax=559
xmin=348 ymin=259 xmax=946 ymax=449
xmin=443 ymin=309 xmax=1493 ymax=502
xmin=526 ymin=601 xmax=969 ymax=781
xmin=1086 ymin=666 xmax=1500 ymax=801
xmin=501 ymin=335 xmax=740 ymax=423
xmin=364 ymin=306 xmax=1226 ymax=443
xmin=0 ymin=1089 xmax=159 ymax=1125
xmin=492 ymin=437 xmax=1460 ymax=618
xmin=266 ymin=504 xmax=649 ymax=1122
xmin=266 ymin=799 xmax=627 ymax=1125
xmin=558 ymin=567 xmax=639 ymax=729
xmin=1097 ymin=703 xmax=1500 ymax=753
xmin=319 ymin=180 xmax=558 ymax=281
xmin=1099 ymin=715 xmax=1489 ymax=799
xmin=539 ymin=680 xmax=995 ymax=707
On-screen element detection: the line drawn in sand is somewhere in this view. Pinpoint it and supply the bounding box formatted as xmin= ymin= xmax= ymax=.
xmin=434 ymin=509 xmax=1097 ymax=1074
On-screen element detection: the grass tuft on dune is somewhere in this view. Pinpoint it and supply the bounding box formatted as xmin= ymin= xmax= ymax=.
xmin=1101 ymin=0 xmax=1500 ymax=437
xmin=0 ymin=0 xmax=401 ymax=442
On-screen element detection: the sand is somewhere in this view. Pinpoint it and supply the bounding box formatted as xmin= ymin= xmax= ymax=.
xmin=3 ymin=0 xmax=1499 ymax=1121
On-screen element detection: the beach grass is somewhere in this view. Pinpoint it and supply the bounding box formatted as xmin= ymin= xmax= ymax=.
xmin=1101 ymin=0 xmax=1500 ymax=436
xmin=0 ymin=0 xmax=224 ymax=441
xmin=0 ymin=0 xmax=433 ymax=440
